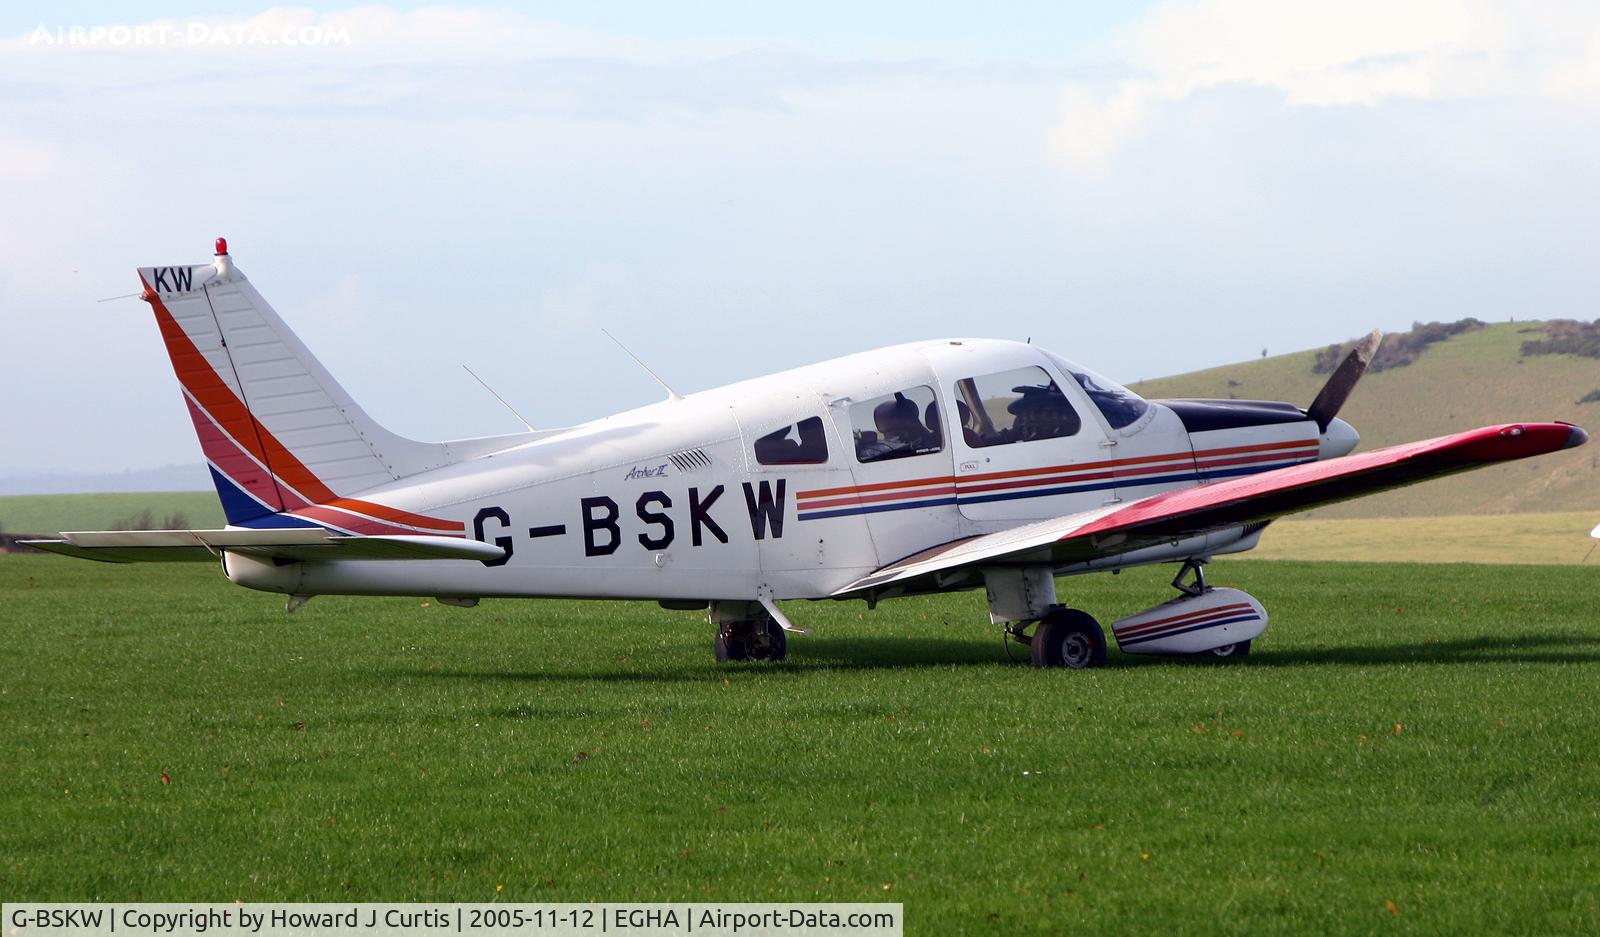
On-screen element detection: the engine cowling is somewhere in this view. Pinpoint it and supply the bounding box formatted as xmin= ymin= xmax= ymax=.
xmin=1110 ymin=587 xmax=1267 ymax=655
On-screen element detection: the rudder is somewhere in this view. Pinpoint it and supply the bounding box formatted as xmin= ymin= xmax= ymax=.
xmin=137 ymin=238 xmax=497 ymax=532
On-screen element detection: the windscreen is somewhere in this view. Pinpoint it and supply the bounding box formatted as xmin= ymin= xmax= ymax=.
xmin=1044 ymin=352 xmax=1150 ymax=430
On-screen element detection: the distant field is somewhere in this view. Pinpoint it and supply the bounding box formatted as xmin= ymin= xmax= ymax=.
xmin=2 ymin=555 xmax=1597 ymax=933
xmin=1130 ymin=321 xmax=1600 ymax=519
xmin=0 ymin=491 xmax=224 ymax=536
xmin=1243 ymin=511 xmax=1599 ymax=565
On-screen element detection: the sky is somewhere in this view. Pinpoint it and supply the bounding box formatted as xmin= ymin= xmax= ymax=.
xmin=3 ymin=1 xmax=1599 ymax=477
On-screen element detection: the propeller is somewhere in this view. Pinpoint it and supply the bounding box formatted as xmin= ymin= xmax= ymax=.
xmin=1306 ymin=329 xmax=1382 ymax=432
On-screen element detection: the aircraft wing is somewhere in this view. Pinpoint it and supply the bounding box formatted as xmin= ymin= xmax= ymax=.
xmin=834 ymin=422 xmax=1587 ymax=597
xmin=21 ymin=529 xmax=505 ymax=564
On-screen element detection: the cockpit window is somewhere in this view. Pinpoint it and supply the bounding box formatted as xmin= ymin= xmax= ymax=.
xmin=851 ymin=386 xmax=944 ymax=463
xmin=952 ymin=366 xmax=1080 ymax=448
xmin=754 ymin=416 xmax=829 ymax=465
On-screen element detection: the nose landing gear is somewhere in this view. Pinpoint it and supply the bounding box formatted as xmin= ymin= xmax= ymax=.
xmin=714 ymin=616 xmax=788 ymax=661
xmin=709 ymin=599 xmax=788 ymax=662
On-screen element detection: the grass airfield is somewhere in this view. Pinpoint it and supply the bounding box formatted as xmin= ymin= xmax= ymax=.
xmin=3 ymin=555 xmax=1598 ymax=934
xmin=1239 ymin=511 xmax=1599 ymax=565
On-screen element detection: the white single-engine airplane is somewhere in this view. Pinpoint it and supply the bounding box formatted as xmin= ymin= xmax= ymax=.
xmin=29 ymin=240 xmax=1589 ymax=668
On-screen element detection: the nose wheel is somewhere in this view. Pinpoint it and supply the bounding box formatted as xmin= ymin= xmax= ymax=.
xmin=714 ymin=615 xmax=788 ymax=662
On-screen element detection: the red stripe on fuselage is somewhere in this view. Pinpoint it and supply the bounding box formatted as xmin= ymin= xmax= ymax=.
xmin=797 ymin=439 xmax=1319 ymax=505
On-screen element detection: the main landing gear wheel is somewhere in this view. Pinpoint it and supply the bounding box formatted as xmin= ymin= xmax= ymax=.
xmin=714 ymin=616 xmax=788 ymax=662
xmin=1203 ymin=639 xmax=1252 ymax=659
xmin=1030 ymin=607 xmax=1107 ymax=670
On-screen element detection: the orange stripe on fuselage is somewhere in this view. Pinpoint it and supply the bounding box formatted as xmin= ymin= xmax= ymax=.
xmin=797 ymin=439 xmax=1318 ymax=503
xmin=320 ymin=497 xmax=464 ymax=532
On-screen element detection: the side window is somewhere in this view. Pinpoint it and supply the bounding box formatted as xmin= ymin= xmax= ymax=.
xmin=754 ymin=416 xmax=829 ymax=465
xmin=851 ymin=386 xmax=944 ymax=463
xmin=952 ymin=366 xmax=1080 ymax=448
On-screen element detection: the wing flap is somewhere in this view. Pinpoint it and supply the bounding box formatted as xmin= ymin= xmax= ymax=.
xmin=22 ymin=529 xmax=504 ymax=564
xmin=836 ymin=422 xmax=1586 ymax=596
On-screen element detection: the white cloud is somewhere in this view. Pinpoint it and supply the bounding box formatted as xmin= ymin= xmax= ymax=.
xmin=1049 ymin=0 xmax=1600 ymax=170
xmin=0 ymin=137 xmax=59 ymax=179
xmin=297 ymin=271 xmax=374 ymax=330
xmin=4 ymin=4 xmax=1599 ymax=474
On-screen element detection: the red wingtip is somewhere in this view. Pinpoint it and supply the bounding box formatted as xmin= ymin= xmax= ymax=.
xmin=214 ymin=237 xmax=228 ymax=256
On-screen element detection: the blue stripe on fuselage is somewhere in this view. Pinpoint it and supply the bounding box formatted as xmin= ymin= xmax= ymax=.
xmin=797 ymin=458 xmax=1314 ymax=521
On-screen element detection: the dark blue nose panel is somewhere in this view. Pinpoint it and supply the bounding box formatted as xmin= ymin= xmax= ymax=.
xmin=1156 ymin=398 xmax=1311 ymax=433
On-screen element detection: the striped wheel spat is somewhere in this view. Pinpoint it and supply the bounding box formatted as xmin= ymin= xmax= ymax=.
xmin=1113 ymin=601 xmax=1262 ymax=648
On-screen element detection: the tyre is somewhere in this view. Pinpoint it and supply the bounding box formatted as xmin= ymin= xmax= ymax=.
xmin=1204 ymin=639 xmax=1252 ymax=659
xmin=715 ymin=617 xmax=787 ymax=662
xmin=714 ymin=620 xmax=752 ymax=661
xmin=1030 ymin=607 xmax=1107 ymax=669
xmin=749 ymin=618 xmax=787 ymax=661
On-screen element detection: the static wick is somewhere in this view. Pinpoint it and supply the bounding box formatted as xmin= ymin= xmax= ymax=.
xmin=601 ymin=327 xmax=683 ymax=402
xmin=461 ymin=364 xmax=536 ymax=432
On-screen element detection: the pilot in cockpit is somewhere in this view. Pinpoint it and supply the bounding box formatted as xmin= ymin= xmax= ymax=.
xmin=1007 ymin=383 xmax=1080 ymax=441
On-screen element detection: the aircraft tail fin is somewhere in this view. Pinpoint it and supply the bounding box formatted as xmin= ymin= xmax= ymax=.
xmin=136 ymin=239 xmax=509 ymax=530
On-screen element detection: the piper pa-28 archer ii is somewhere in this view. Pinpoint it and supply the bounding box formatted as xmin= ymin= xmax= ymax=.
xmin=30 ymin=240 xmax=1589 ymax=668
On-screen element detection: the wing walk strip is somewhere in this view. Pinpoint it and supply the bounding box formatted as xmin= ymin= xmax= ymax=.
xmin=147 ymin=279 xmax=464 ymax=537
xmin=796 ymin=439 xmax=1320 ymax=520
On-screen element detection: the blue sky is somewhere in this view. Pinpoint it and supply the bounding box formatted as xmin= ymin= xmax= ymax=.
xmin=3 ymin=2 xmax=1598 ymax=477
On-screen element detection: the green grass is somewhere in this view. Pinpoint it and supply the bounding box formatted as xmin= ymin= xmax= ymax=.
xmin=0 ymin=492 xmax=224 ymax=537
xmin=1130 ymin=321 xmax=1600 ymax=519
xmin=3 ymin=556 xmax=1599 ymax=935
xmin=1241 ymin=511 xmax=1599 ymax=565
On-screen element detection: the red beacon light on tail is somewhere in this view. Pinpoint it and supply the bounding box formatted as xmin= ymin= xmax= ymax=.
xmin=213 ymin=237 xmax=233 ymax=275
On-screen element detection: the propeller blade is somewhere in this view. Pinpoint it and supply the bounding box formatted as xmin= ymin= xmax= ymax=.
xmin=1306 ymin=329 xmax=1382 ymax=431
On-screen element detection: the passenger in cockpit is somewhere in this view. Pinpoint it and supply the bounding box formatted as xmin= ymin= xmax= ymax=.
xmin=859 ymin=393 xmax=933 ymax=460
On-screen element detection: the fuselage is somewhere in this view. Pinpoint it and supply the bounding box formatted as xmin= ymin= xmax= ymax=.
xmin=224 ymin=338 xmax=1356 ymax=602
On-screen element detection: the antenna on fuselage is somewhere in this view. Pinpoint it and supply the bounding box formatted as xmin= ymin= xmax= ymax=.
xmin=601 ymin=327 xmax=683 ymax=402
xmin=461 ymin=364 xmax=537 ymax=432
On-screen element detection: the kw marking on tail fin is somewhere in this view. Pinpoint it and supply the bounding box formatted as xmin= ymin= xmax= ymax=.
xmin=150 ymin=266 xmax=195 ymax=292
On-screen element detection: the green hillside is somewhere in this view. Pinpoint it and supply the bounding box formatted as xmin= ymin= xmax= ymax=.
xmin=1130 ymin=321 xmax=1600 ymax=518
xmin=0 ymin=492 xmax=224 ymax=537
